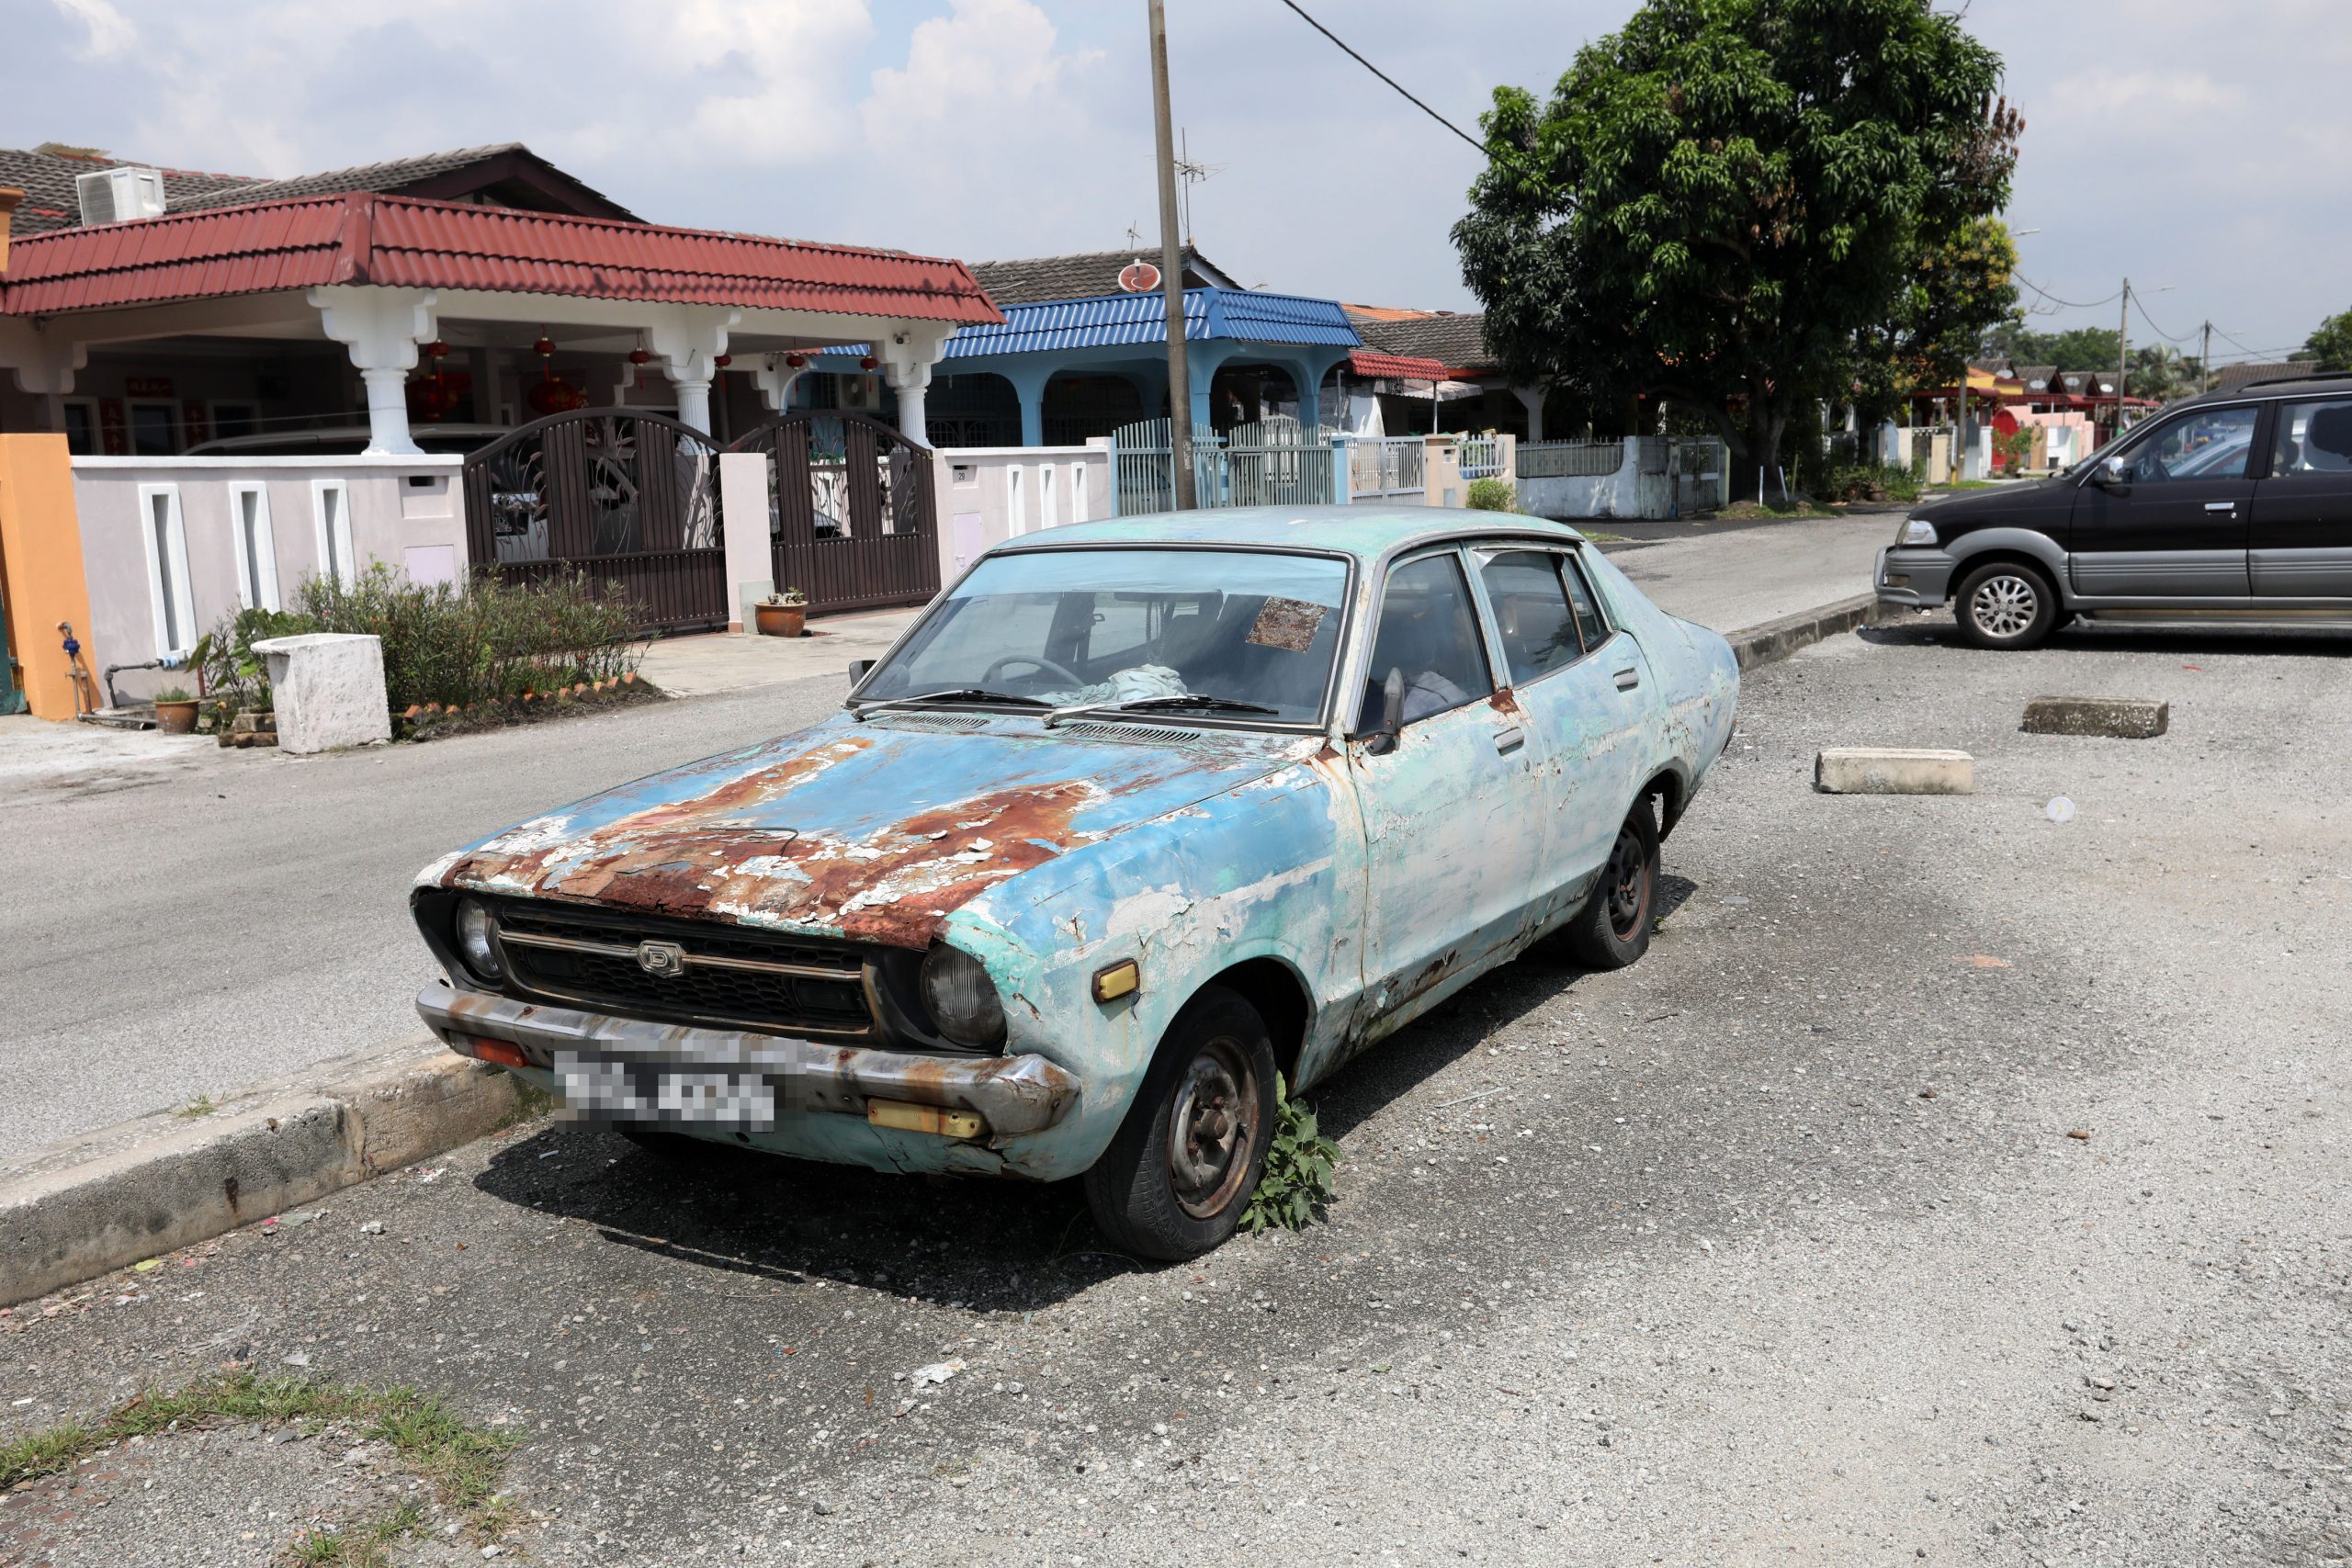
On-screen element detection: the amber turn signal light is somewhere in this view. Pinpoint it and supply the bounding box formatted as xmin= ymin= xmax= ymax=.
xmin=867 ymin=1100 xmax=984 ymax=1139
xmin=464 ymin=1036 xmax=529 ymax=1070
xmin=1091 ymin=958 xmax=1140 ymax=1003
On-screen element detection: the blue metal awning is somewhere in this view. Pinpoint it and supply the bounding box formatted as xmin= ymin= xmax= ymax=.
xmin=812 ymin=287 xmax=1361 ymax=365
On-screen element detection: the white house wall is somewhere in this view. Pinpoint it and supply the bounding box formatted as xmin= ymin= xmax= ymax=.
xmin=930 ymin=444 xmax=1112 ymax=582
xmin=69 ymin=455 xmax=467 ymax=701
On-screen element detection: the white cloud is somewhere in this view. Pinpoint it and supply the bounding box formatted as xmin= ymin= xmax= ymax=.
xmin=50 ymin=0 xmax=135 ymax=59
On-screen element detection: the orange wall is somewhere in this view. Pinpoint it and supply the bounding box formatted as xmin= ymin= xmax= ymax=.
xmin=0 ymin=434 xmax=96 ymax=720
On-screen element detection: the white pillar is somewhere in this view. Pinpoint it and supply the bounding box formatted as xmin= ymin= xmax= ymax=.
xmin=1512 ymin=385 xmax=1546 ymax=445
xmin=645 ymin=305 xmax=741 ymax=435
xmin=308 ymin=286 xmax=440 ymax=456
xmin=880 ymin=325 xmax=955 ymax=448
xmin=1 ymin=321 xmax=87 ymax=402
xmin=752 ymin=356 xmax=805 ymax=413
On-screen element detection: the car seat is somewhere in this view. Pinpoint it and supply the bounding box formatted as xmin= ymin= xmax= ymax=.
xmin=2302 ymin=405 xmax=2352 ymax=471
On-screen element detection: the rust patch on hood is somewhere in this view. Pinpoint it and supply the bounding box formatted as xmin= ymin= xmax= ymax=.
xmin=444 ymin=734 xmax=1110 ymax=950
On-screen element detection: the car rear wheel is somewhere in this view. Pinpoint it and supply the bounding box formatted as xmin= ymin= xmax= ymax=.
xmin=1563 ymin=798 xmax=1659 ymax=970
xmin=1954 ymin=560 xmax=2060 ymax=649
xmin=1082 ymin=986 xmax=1277 ymax=1261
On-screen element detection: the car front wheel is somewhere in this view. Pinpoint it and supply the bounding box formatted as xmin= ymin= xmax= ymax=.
xmin=1082 ymin=985 xmax=1276 ymax=1261
xmin=1954 ymin=560 xmax=2060 ymax=649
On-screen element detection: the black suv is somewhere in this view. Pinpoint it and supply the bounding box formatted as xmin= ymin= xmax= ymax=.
xmin=1876 ymin=371 xmax=2352 ymax=649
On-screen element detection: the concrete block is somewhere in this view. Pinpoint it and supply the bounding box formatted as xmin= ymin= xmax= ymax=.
xmin=2021 ymin=695 xmax=2169 ymax=739
xmin=252 ymin=632 xmax=391 ymax=754
xmin=1815 ymin=747 xmax=1974 ymax=795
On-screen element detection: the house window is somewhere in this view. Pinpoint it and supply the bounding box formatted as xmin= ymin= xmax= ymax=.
xmin=140 ymin=484 xmax=196 ymax=657
xmin=311 ymin=479 xmax=355 ymax=589
xmin=129 ymin=400 xmax=179 ymax=457
xmin=62 ymin=400 xmax=97 ymax=456
xmin=230 ymin=482 xmax=281 ymax=611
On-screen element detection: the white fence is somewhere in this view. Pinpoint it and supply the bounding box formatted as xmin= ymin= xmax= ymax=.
xmin=1457 ymin=434 xmax=1504 ymax=480
xmin=1347 ymin=436 xmax=1427 ymax=502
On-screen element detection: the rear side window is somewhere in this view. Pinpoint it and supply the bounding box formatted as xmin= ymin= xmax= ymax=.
xmin=2271 ymin=398 xmax=2352 ymax=475
xmin=1476 ymin=549 xmax=1582 ymax=685
xmin=1561 ymin=553 xmax=1611 ymax=649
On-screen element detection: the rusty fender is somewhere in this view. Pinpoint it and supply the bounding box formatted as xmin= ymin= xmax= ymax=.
xmin=416 ymin=986 xmax=1080 ymax=1138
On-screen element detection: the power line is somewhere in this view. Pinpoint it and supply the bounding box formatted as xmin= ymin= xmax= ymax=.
xmin=1272 ymin=0 xmax=1486 ymax=152
xmin=2131 ymin=293 xmax=2197 ymax=345
xmin=2014 ymin=274 xmax=2124 ymax=311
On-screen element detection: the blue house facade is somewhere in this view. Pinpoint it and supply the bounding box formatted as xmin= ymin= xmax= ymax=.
xmin=797 ymin=248 xmax=1364 ymax=448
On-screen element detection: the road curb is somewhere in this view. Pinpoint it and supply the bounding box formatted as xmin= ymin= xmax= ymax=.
xmin=1 ymin=1040 xmax=523 ymax=1309
xmin=1725 ymin=592 xmax=1914 ymax=670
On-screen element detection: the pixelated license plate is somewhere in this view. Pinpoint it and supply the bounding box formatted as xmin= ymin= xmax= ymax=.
xmin=555 ymin=1053 xmax=776 ymax=1128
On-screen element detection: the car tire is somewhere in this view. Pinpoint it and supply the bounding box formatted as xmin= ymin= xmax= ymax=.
xmin=1082 ymin=985 xmax=1278 ymax=1262
xmin=1563 ymin=797 xmax=1659 ymax=970
xmin=1953 ymin=560 xmax=2060 ymax=649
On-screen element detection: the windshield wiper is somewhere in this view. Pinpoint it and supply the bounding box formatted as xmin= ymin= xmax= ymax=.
xmin=851 ymin=687 xmax=1048 ymax=718
xmin=1044 ymin=692 xmax=1280 ymax=728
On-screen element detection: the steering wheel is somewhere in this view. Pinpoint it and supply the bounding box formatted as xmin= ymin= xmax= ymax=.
xmin=981 ymin=653 xmax=1084 ymax=690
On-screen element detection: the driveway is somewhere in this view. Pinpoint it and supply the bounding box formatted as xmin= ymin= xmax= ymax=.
xmin=6 ymin=623 xmax=2346 ymax=1565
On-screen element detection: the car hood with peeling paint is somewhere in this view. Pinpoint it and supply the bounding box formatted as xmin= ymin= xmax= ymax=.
xmin=423 ymin=715 xmax=1307 ymax=950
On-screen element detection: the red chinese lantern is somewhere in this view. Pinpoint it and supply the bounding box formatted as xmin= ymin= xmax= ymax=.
xmin=532 ymin=334 xmax=556 ymax=360
xmin=785 ymin=353 xmax=807 ymax=369
xmin=859 ymin=355 xmax=879 ymax=372
xmin=712 ymin=353 xmax=731 ymax=369
xmin=407 ymin=339 xmax=458 ymax=423
xmin=526 ymin=376 xmax=589 ymax=416
xmin=628 ymin=347 xmax=652 ymax=367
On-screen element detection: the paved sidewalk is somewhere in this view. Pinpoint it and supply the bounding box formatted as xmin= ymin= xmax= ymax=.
xmin=639 ymin=608 xmax=920 ymax=697
xmin=1605 ymin=513 xmax=1890 ymax=635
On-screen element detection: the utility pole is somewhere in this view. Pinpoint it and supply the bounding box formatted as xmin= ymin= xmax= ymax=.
xmin=1148 ymin=0 xmax=1195 ymax=510
xmin=2199 ymin=320 xmax=2212 ymax=395
xmin=2116 ymin=277 xmax=2131 ymax=441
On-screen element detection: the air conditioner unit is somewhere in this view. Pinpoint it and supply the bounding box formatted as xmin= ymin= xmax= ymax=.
xmin=75 ymin=166 xmax=167 ymax=226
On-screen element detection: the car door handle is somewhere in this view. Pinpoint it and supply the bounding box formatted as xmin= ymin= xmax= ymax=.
xmin=2203 ymin=502 xmax=2237 ymax=513
xmin=1493 ymin=725 xmax=1524 ymax=755
xmin=1612 ymin=667 xmax=1641 ymax=691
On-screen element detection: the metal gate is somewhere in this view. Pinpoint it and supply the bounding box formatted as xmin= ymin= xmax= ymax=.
xmin=727 ymin=412 xmax=939 ymax=615
xmin=461 ymin=408 xmax=728 ymax=634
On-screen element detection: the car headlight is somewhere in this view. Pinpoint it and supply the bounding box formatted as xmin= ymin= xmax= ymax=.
xmin=1897 ymin=517 xmax=1939 ymax=547
xmin=921 ymin=944 xmax=1005 ymax=1047
xmin=455 ymin=897 xmax=503 ymax=983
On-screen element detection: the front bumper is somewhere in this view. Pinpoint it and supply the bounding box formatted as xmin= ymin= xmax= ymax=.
xmin=414 ymin=984 xmax=1080 ymax=1139
xmin=1874 ymin=545 xmax=1960 ymax=607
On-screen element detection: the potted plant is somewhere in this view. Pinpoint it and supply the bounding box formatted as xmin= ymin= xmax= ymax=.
xmin=153 ymin=685 xmax=200 ymax=734
xmin=753 ymin=589 xmax=808 ymax=638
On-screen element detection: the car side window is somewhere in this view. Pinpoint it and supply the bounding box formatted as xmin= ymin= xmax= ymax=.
xmin=1476 ymin=549 xmax=1584 ymax=684
xmin=2269 ymin=398 xmax=2352 ymax=475
xmin=2114 ymin=404 xmax=2259 ymax=483
xmin=1357 ymin=553 xmax=1494 ymax=729
xmin=1561 ymin=552 xmax=1611 ymax=649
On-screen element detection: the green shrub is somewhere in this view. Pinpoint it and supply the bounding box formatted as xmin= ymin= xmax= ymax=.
xmin=1464 ymin=476 xmax=1521 ymax=513
xmin=193 ymin=567 xmax=644 ymax=719
xmin=1816 ymin=461 xmax=1922 ymax=505
xmin=1241 ymin=1075 xmax=1340 ymax=1234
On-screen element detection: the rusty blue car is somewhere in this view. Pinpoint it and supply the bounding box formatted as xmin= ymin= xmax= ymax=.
xmin=411 ymin=507 xmax=1737 ymax=1258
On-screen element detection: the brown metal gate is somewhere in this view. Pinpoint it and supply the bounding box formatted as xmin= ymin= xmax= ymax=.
xmin=727 ymin=412 xmax=939 ymax=615
xmin=462 ymin=408 xmax=728 ymax=634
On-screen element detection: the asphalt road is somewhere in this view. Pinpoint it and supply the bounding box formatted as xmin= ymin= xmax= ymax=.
xmin=0 ymin=515 xmax=1893 ymax=1158
xmin=6 ymin=621 xmax=2346 ymax=1565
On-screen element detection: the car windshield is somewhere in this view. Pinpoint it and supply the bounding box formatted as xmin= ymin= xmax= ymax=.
xmin=857 ymin=547 xmax=1350 ymax=725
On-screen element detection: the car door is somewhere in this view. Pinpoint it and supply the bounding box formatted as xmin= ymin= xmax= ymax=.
xmin=2069 ymin=402 xmax=2260 ymax=598
xmin=1347 ymin=547 xmax=1545 ymax=1030
xmin=2249 ymin=392 xmax=2352 ymax=600
xmin=1467 ymin=543 xmax=1649 ymax=934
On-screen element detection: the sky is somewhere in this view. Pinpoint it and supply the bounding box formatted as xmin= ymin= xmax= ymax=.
xmin=13 ymin=0 xmax=2350 ymax=368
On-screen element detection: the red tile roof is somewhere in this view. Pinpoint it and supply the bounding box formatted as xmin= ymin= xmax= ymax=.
xmin=1349 ymin=349 xmax=1449 ymax=382
xmin=0 ymin=192 xmax=1002 ymax=325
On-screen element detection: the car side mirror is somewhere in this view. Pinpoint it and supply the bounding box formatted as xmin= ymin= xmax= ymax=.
xmin=2090 ymin=457 xmax=2129 ymax=489
xmin=848 ymin=659 xmax=875 ymax=683
xmin=1363 ymin=669 xmax=1406 ymax=756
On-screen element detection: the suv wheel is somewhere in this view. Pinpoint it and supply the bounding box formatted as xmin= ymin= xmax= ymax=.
xmin=1954 ymin=560 xmax=2060 ymax=650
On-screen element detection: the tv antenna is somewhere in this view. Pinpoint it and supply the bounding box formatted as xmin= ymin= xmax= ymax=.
xmin=1174 ymin=129 xmax=1224 ymax=247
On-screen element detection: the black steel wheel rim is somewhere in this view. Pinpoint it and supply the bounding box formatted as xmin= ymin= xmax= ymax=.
xmin=1166 ymin=1035 xmax=1258 ymax=1220
xmin=1605 ymin=824 xmax=1649 ymax=941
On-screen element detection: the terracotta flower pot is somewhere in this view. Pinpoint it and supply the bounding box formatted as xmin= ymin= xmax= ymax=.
xmin=153 ymin=698 xmax=199 ymax=734
xmin=754 ymin=602 xmax=808 ymax=638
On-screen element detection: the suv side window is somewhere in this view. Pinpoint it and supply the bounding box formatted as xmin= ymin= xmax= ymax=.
xmin=1357 ymin=553 xmax=1494 ymax=728
xmin=1561 ymin=551 xmax=1611 ymax=649
xmin=2114 ymin=404 xmax=2260 ymax=483
xmin=2270 ymin=397 xmax=2352 ymax=475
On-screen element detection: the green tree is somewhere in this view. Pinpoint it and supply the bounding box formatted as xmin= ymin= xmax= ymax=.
xmin=2305 ymin=308 xmax=2352 ymax=372
xmin=1853 ymin=215 xmax=2020 ymax=426
xmin=1981 ymin=321 xmax=2120 ymax=372
xmin=1455 ymin=0 xmax=2020 ymax=484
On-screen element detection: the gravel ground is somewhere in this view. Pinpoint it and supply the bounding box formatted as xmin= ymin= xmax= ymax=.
xmin=4 ymin=619 xmax=2346 ymax=1566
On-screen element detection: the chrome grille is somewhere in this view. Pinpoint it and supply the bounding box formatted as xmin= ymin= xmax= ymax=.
xmin=492 ymin=903 xmax=872 ymax=1039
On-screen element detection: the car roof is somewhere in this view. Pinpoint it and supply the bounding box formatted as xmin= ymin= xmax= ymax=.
xmin=2172 ymin=371 xmax=2352 ymax=409
xmin=988 ymin=505 xmax=1588 ymax=562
